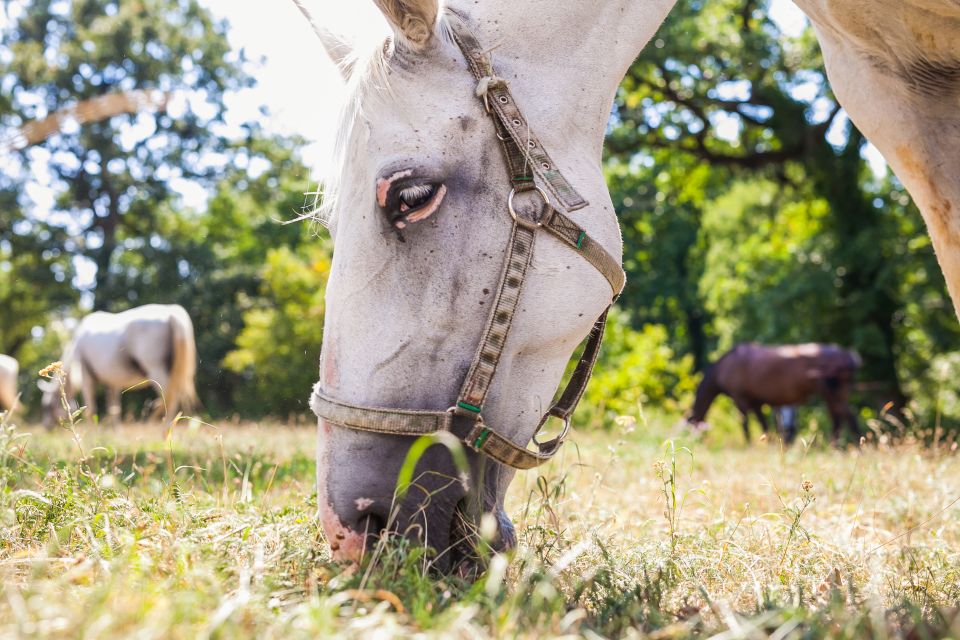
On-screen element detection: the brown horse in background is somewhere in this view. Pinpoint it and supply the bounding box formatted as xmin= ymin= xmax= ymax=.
xmin=687 ymin=343 xmax=862 ymax=444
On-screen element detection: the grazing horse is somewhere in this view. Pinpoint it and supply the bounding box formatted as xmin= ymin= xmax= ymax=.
xmin=687 ymin=343 xmax=862 ymax=443
xmin=40 ymin=304 xmax=197 ymax=426
xmin=293 ymin=0 xmax=958 ymax=569
xmin=0 ymin=354 xmax=18 ymax=414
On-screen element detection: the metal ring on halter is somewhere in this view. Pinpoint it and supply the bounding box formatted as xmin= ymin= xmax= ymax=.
xmin=507 ymin=185 xmax=550 ymax=229
xmin=532 ymin=414 xmax=571 ymax=449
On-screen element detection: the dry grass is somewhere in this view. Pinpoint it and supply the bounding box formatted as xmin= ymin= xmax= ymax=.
xmin=1 ymin=413 xmax=959 ymax=638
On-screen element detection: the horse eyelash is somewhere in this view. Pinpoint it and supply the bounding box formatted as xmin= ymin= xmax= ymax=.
xmin=398 ymin=184 xmax=433 ymax=203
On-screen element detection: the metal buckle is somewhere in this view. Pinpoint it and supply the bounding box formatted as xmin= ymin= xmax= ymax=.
xmin=447 ymin=405 xmax=489 ymax=451
xmin=532 ymin=414 xmax=571 ymax=450
xmin=508 ymin=186 xmax=550 ymax=229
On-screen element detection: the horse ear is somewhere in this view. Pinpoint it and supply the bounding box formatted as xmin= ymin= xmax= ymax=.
xmin=291 ymin=0 xmax=356 ymax=78
xmin=372 ymin=0 xmax=439 ymax=50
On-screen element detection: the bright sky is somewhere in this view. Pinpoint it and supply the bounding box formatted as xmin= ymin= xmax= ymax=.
xmin=198 ymin=0 xmax=388 ymax=179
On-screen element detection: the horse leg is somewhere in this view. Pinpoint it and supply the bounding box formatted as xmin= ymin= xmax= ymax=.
xmin=830 ymin=409 xmax=845 ymax=445
xmin=80 ymin=370 xmax=98 ymax=424
xmin=753 ymin=405 xmax=771 ymax=435
xmin=839 ymin=390 xmax=863 ymax=442
xmin=822 ymin=385 xmax=861 ymax=445
xmin=834 ymin=380 xmax=863 ymax=443
xmin=822 ymin=394 xmax=845 ymax=446
xmin=141 ymin=365 xmax=172 ymax=422
xmin=105 ymin=387 xmax=122 ymax=425
xmin=847 ymin=407 xmax=863 ymax=442
xmin=732 ymin=396 xmax=752 ymax=443
xmin=778 ymin=407 xmax=798 ymax=445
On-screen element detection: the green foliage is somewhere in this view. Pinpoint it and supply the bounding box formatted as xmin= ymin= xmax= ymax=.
xmin=579 ymin=309 xmax=696 ymax=425
xmin=605 ymin=0 xmax=960 ymax=430
xmin=905 ymin=351 xmax=960 ymax=426
xmin=224 ymin=242 xmax=329 ymax=417
xmin=3 ymin=0 xmax=251 ymax=308
xmin=0 ymin=207 xmax=76 ymax=359
xmin=698 ymin=178 xmax=835 ymax=350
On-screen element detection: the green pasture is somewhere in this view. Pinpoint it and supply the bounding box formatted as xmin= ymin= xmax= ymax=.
xmin=2 ymin=412 xmax=959 ymax=639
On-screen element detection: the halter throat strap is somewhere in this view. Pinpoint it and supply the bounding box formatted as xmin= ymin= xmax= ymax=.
xmin=310 ymin=13 xmax=625 ymax=470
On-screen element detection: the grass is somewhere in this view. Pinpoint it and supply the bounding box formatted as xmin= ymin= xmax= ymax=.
xmin=2 ymin=408 xmax=960 ymax=638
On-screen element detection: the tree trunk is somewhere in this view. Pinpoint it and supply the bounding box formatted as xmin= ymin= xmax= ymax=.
xmin=92 ymin=159 xmax=119 ymax=311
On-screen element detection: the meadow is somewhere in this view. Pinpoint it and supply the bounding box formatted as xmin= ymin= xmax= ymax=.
xmin=1 ymin=408 xmax=959 ymax=639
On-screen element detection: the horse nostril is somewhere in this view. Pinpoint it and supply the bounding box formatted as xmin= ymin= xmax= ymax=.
xmin=355 ymin=513 xmax=385 ymax=548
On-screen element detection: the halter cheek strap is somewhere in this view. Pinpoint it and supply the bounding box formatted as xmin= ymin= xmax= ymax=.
xmin=309 ymin=12 xmax=626 ymax=471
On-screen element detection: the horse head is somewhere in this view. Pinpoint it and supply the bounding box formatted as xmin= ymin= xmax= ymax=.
xmin=300 ymin=0 xmax=674 ymax=571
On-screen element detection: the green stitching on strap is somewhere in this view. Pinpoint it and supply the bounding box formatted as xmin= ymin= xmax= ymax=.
xmin=576 ymin=231 xmax=586 ymax=249
xmin=457 ymin=401 xmax=482 ymax=413
xmin=511 ymin=176 xmax=534 ymax=182
xmin=473 ymin=428 xmax=492 ymax=449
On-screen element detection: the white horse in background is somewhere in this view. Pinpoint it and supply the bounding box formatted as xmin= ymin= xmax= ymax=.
xmin=41 ymin=304 xmax=197 ymax=426
xmin=0 ymin=354 xmax=18 ymax=414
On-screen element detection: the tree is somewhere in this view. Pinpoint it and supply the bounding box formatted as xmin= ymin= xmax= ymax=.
xmin=1 ymin=0 xmax=251 ymax=310
xmin=604 ymin=0 xmax=960 ymax=415
xmin=0 ymin=178 xmax=76 ymax=359
xmin=223 ymin=242 xmax=329 ymax=417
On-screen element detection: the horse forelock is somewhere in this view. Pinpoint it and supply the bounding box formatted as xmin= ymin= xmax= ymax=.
xmin=304 ymin=47 xmax=389 ymax=230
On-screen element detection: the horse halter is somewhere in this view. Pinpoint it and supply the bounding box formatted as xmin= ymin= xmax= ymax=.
xmin=310 ymin=12 xmax=626 ymax=470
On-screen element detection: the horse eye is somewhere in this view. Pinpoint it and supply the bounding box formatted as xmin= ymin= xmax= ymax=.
xmin=386 ymin=181 xmax=447 ymax=229
xmin=398 ymin=184 xmax=435 ymax=210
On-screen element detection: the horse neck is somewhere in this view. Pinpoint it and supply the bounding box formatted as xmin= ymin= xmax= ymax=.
xmin=690 ymin=367 xmax=722 ymax=422
xmin=457 ymin=0 xmax=679 ymax=159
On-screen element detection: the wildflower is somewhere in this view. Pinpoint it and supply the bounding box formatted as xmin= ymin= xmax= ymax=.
xmin=653 ymin=460 xmax=666 ymax=477
xmin=802 ymin=480 xmax=814 ymax=493
xmin=39 ymin=361 xmax=63 ymax=378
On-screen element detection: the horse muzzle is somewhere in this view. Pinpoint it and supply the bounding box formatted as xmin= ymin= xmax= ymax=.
xmin=317 ymin=418 xmax=485 ymax=571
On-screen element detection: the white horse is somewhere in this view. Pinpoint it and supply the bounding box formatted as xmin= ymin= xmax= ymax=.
xmin=296 ymin=0 xmax=960 ymax=568
xmin=0 ymin=354 xmax=18 ymax=414
xmin=40 ymin=304 xmax=197 ymax=426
